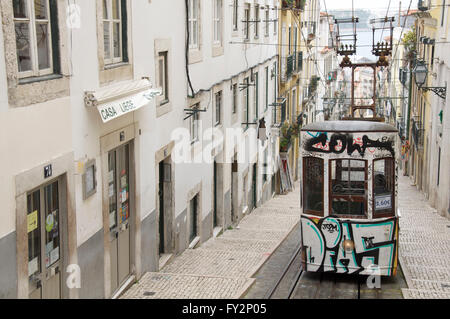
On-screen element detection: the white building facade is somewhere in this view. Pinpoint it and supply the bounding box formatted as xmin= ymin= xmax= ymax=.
xmin=0 ymin=0 xmax=279 ymax=299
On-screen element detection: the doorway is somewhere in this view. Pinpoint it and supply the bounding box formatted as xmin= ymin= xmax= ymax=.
xmin=213 ymin=161 xmax=218 ymax=228
xmin=189 ymin=195 xmax=198 ymax=244
xmin=252 ymin=163 xmax=257 ymax=210
xmin=158 ymin=158 xmax=173 ymax=256
xmin=159 ymin=162 xmax=165 ymax=255
xmin=108 ymin=143 xmax=132 ymax=294
xmin=231 ymin=156 xmax=238 ymax=223
xmin=27 ymin=179 xmax=63 ymax=299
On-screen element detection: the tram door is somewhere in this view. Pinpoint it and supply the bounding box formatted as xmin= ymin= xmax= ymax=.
xmin=27 ymin=180 xmax=63 ymax=299
xmin=108 ymin=144 xmax=131 ymax=293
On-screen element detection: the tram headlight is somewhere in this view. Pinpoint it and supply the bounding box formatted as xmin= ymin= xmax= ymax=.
xmin=343 ymin=239 xmax=355 ymax=252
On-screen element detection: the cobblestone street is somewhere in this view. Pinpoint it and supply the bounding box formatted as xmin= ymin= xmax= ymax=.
xmin=121 ymin=174 xmax=450 ymax=300
xmin=122 ymin=183 xmax=300 ymax=299
xmin=398 ymin=175 xmax=450 ymax=299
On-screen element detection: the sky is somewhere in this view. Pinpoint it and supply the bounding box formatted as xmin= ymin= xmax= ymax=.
xmin=324 ymin=0 xmax=417 ymax=58
xmin=324 ymin=0 xmax=417 ymax=11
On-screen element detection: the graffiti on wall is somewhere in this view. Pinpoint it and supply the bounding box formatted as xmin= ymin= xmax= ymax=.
xmin=303 ymin=132 xmax=395 ymax=157
xmin=301 ymin=216 xmax=398 ymax=276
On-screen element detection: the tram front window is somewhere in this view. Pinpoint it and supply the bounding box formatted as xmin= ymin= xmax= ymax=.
xmin=303 ymin=157 xmax=324 ymax=216
xmin=373 ymin=158 xmax=395 ymax=216
xmin=330 ymin=159 xmax=367 ymax=217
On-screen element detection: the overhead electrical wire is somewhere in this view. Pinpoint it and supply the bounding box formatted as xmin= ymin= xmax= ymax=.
xmin=379 ymin=0 xmax=392 ymax=43
xmin=378 ymin=0 xmax=414 ymax=97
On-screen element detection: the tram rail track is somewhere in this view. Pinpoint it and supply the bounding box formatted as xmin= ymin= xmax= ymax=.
xmin=264 ymin=244 xmax=303 ymax=299
xmin=264 ymin=242 xmax=403 ymax=299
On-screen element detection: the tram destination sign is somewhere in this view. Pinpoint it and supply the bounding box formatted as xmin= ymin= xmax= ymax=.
xmin=97 ymin=88 xmax=162 ymax=123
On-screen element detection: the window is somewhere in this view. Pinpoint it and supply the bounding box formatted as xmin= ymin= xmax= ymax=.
xmin=288 ymin=26 xmax=291 ymax=55
xmin=103 ymin=0 xmax=126 ymax=65
xmin=273 ymin=6 xmax=277 ymax=35
xmin=243 ymin=77 xmax=249 ymax=128
xmin=265 ymin=66 xmax=269 ymax=111
xmin=190 ymin=104 xmax=200 ymax=143
xmin=188 ymin=0 xmax=199 ymax=49
xmin=232 ymin=0 xmax=238 ymax=31
xmin=303 ymin=157 xmax=324 ymax=216
xmin=254 ymin=4 xmax=259 ymax=38
xmin=244 ymin=4 xmax=250 ymax=40
xmin=291 ymin=88 xmax=296 ymax=122
xmin=232 ymin=83 xmax=238 ymax=114
xmin=13 ymin=0 xmax=57 ymax=78
xmin=157 ymin=51 xmax=169 ymax=103
xmin=330 ymin=159 xmax=367 ymax=217
xmin=254 ymin=72 xmax=259 ymax=120
xmin=281 ymin=99 xmax=286 ymax=123
xmin=215 ymin=91 xmax=222 ymax=125
xmin=373 ymin=158 xmax=395 ymax=217
xmin=273 ymin=62 xmax=277 ymax=124
xmin=265 ymin=8 xmax=269 ymax=37
xmin=213 ymin=0 xmax=222 ymax=45
xmin=294 ymin=27 xmax=298 ymax=57
xmin=437 ymin=147 xmax=441 ymax=186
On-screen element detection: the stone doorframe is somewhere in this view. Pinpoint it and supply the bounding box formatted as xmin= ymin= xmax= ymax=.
xmin=155 ymin=141 xmax=176 ymax=256
xmin=186 ymin=182 xmax=202 ymax=248
xmin=15 ymin=152 xmax=77 ymax=299
xmin=100 ymin=123 xmax=137 ymax=298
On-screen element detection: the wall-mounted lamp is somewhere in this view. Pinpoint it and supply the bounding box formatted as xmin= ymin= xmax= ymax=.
xmin=413 ymin=60 xmax=447 ymax=100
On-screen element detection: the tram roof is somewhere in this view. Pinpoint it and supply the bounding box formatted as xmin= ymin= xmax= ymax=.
xmin=301 ymin=120 xmax=398 ymax=133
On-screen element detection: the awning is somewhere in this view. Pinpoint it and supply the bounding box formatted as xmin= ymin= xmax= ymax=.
xmin=84 ymin=78 xmax=161 ymax=123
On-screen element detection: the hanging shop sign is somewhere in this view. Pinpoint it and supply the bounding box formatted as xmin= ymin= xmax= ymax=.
xmin=97 ymin=88 xmax=161 ymax=123
xmin=85 ymin=78 xmax=162 ymax=123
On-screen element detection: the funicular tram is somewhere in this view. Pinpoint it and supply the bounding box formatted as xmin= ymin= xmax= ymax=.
xmin=299 ymin=121 xmax=399 ymax=277
xmin=298 ymin=14 xmax=401 ymax=277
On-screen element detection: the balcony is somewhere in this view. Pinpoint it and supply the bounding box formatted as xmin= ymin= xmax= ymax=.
xmin=412 ymin=119 xmax=424 ymax=149
xmin=281 ymin=53 xmax=302 ymax=82
xmin=282 ymin=0 xmax=306 ymax=10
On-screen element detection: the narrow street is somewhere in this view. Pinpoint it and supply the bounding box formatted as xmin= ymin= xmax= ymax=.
xmin=123 ymin=175 xmax=450 ymax=299
xmin=122 ymin=183 xmax=301 ymax=299
xmin=398 ymin=175 xmax=450 ymax=298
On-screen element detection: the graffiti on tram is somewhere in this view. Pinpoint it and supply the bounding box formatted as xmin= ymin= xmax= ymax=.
xmin=301 ymin=216 xmax=398 ymax=276
xmin=302 ymin=132 xmax=396 ymax=157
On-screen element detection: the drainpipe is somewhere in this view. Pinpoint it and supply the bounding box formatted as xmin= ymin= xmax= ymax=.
xmin=185 ymin=0 xmax=195 ymax=98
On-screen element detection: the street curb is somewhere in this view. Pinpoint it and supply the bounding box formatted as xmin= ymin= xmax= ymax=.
xmin=399 ymin=256 xmax=414 ymax=292
xmin=235 ymin=278 xmax=257 ymax=299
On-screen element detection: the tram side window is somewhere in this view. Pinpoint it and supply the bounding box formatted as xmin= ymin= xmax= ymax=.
xmin=330 ymin=159 xmax=367 ymax=217
xmin=303 ymin=157 xmax=324 ymax=216
xmin=373 ymin=158 xmax=395 ymax=216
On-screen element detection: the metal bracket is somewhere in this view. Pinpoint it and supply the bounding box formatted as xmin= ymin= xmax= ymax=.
xmin=239 ymin=83 xmax=256 ymax=91
xmin=420 ymin=86 xmax=447 ymax=100
xmin=183 ymin=108 xmax=207 ymax=121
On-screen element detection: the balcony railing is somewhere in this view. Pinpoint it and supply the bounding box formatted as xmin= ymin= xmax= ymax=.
xmin=281 ymin=53 xmax=302 ymax=82
xmin=412 ymin=119 xmax=424 ymax=149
